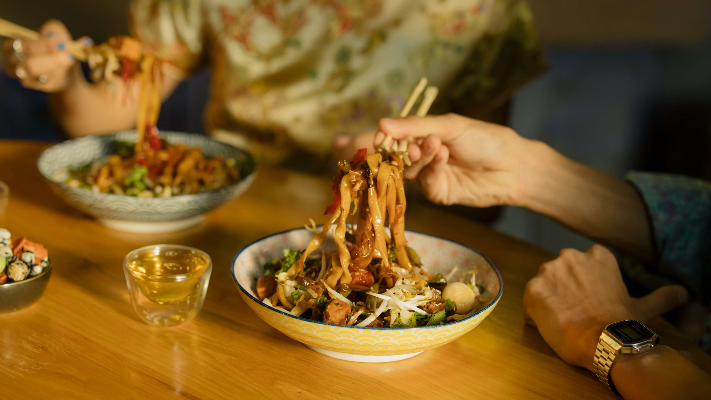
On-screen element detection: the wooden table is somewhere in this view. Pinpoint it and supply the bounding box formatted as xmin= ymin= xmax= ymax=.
xmin=0 ymin=141 xmax=615 ymax=399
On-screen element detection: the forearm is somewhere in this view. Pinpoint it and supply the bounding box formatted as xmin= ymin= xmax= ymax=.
xmin=611 ymin=345 xmax=711 ymax=400
xmin=519 ymin=141 xmax=655 ymax=263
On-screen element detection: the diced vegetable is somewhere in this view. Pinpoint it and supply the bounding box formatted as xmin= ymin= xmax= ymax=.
xmin=279 ymin=249 xmax=304 ymax=273
xmin=124 ymin=164 xmax=148 ymax=193
xmin=405 ymin=246 xmax=422 ymax=266
xmin=426 ymin=310 xmax=447 ymax=326
xmin=114 ymin=140 xmax=135 ymax=158
xmin=444 ymin=298 xmax=457 ymax=315
xmin=427 ymin=273 xmax=447 ymax=291
xmin=290 ymin=289 xmax=302 ymax=303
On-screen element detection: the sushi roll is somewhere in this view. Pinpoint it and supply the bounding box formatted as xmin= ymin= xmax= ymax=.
xmin=41 ymin=256 xmax=50 ymax=269
xmin=0 ymin=245 xmax=12 ymax=259
xmin=7 ymin=258 xmax=29 ymax=282
xmin=0 ymin=228 xmax=10 ymax=247
xmin=21 ymin=250 xmax=35 ymax=266
xmin=30 ymin=264 xmax=43 ymax=277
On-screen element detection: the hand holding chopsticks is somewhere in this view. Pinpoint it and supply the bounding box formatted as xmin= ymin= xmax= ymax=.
xmin=377 ymin=77 xmax=440 ymax=166
xmin=0 ymin=18 xmax=87 ymax=60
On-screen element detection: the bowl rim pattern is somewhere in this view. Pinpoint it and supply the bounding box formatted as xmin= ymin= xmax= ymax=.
xmin=231 ymin=227 xmax=504 ymax=331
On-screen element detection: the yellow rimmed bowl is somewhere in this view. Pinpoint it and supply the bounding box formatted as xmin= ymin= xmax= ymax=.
xmin=0 ymin=265 xmax=52 ymax=314
xmin=231 ymin=227 xmax=503 ymax=363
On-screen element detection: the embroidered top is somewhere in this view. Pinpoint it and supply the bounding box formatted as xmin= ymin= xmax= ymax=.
xmin=131 ymin=0 xmax=545 ymax=163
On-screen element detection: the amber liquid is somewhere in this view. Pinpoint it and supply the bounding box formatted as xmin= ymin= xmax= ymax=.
xmin=127 ymin=252 xmax=208 ymax=305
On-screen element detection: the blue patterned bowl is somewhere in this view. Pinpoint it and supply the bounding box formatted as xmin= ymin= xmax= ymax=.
xmin=38 ymin=131 xmax=256 ymax=233
xmin=232 ymin=227 xmax=503 ymax=362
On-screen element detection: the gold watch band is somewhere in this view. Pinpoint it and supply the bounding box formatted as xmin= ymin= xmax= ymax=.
xmin=593 ymin=338 xmax=621 ymax=396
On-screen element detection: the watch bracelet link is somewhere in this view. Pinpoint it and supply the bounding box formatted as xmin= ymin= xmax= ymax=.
xmin=593 ymin=339 xmax=621 ymax=396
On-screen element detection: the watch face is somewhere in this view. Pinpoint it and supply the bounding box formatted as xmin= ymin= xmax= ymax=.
xmin=608 ymin=320 xmax=654 ymax=344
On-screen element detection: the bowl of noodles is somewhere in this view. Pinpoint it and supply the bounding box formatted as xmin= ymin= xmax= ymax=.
xmin=38 ymin=131 xmax=256 ymax=233
xmin=231 ymin=147 xmax=502 ymax=362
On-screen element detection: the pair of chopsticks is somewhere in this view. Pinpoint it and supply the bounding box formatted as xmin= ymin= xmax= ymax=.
xmin=0 ymin=18 xmax=87 ymax=61
xmin=379 ymin=77 xmax=439 ymax=165
xmin=0 ymin=17 xmax=187 ymax=80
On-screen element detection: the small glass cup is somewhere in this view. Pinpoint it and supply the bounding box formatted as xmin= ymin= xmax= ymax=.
xmin=0 ymin=181 xmax=9 ymax=227
xmin=123 ymin=245 xmax=212 ymax=327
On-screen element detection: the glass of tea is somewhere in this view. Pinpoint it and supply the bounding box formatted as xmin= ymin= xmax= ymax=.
xmin=124 ymin=244 xmax=212 ymax=327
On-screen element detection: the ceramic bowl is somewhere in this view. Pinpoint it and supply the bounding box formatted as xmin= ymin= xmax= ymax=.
xmin=231 ymin=227 xmax=503 ymax=363
xmin=37 ymin=131 xmax=256 ymax=233
xmin=0 ymin=266 xmax=51 ymax=313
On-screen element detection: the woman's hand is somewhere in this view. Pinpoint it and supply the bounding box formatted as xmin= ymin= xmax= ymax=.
xmin=4 ymin=20 xmax=90 ymax=92
xmin=333 ymin=131 xmax=376 ymax=162
xmin=375 ymin=113 xmax=539 ymax=208
xmin=523 ymin=244 xmax=688 ymax=371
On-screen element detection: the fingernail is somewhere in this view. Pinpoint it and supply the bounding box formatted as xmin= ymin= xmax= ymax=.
xmin=83 ymin=37 xmax=94 ymax=47
xmin=57 ymin=42 xmax=66 ymax=50
xmin=68 ymin=54 xmax=75 ymax=61
xmin=44 ymin=31 xmax=56 ymax=38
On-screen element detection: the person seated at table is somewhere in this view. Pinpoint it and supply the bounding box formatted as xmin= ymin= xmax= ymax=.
xmin=2 ymin=0 xmax=545 ymax=170
xmin=374 ymin=113 xmax=711 ymax=399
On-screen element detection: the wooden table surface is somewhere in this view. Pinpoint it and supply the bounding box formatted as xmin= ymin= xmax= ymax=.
xmin=0 ymin=141 xmax=615 ymax=399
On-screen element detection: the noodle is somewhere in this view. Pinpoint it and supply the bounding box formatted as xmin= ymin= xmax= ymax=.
xmin=258 ymin=145 xmax=480 ymax=327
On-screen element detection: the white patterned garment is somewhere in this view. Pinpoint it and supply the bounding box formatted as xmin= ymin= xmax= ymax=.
xmin=131 ymin=0 xmax=545 ymax=163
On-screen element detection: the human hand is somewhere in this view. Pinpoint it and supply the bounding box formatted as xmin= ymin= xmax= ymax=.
xmin=523 ymin=245 xmax=688 ymax=371
xmin=4 ymin=20 xmax=90 ymax=92
xmin=333 ymin=131 xmax=376 ymax=162
xmin=374 ymin=113 xmax=538 ymax=208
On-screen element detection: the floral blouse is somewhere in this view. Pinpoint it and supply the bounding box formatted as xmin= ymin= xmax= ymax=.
xmin=626 ymin=172 xmax=711 ymax=351
xmin=130 ymin=0 xmax=545 ymax=164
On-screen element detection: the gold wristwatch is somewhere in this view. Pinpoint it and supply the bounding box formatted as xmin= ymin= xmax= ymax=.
xmin=593 ymin=319 xmax=660 ymax=396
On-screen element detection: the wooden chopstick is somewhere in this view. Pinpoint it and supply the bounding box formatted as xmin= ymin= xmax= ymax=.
xmin=399 ymin=77 xmax=428 ymax=117
xmin=416 ymin=86 xmax=438 ymax=117
xmin=378 ymin=79 xmax=440 ymax=166
xmin=0 ymin=17 xmax=87 ymax=61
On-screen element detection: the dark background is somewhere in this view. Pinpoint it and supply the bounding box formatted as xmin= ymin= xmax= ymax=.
xmin=1 ymin=0 xmax=711 ymax=252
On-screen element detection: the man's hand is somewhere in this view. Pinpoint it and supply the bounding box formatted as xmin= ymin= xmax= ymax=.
xmin=374 ymin=113 xmax=539 ymax=208
xmin=333 ymin=132 xmax=376 ymax=163
xmin=523 ymin=244 xmax=688 ymax=371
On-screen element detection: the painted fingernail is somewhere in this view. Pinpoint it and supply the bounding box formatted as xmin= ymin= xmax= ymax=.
xmin=68 ymin=54 xmax=75 ymax=61
xmin=44 ymin=31 xmax=56 ymax=38
xmin=83 ymin=38 xmax=94 ymax=47
xmin=57 ymin=42 xmax=66 ymax=50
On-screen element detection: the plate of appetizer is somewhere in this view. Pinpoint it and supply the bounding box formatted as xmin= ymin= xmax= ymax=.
xmin=0 ymin=229 xmax=52 ymax=313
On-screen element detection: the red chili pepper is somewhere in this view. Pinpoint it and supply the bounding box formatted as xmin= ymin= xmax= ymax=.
xmin=147 ymin=167 xmax=159 ymax=179
xmin=350 ymin=148 xmax=367 ymax=167
xmin=324 ymin=170 xmax=343 ymax=215
xmin=145 ymin=124 xmax=162 ymax=150
xmin=121 ymin=59 xmax=134 ymax=85
xmin=136 ymin=159 xmax=148 ymax=167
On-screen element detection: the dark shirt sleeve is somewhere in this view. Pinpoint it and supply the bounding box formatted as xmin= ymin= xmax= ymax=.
xmin=626 ymin=172 xmax=711 ymax=302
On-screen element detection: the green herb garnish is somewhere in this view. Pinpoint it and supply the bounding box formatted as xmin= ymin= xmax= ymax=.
xmin=426 ymin=310 xmax=447 ymax=326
